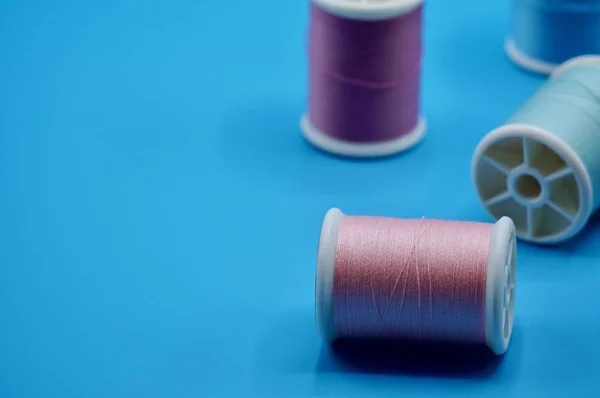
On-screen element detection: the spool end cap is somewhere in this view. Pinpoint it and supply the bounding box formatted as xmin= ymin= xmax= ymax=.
xmin=312 ymin=0 xmax=424 ymax=20
xmin=301 ymin=115 xmax=426 ymax=158
xmin=472 ymin=125 xmax=593 ymax=244
xmin=486 ymin=216 xmax=517 ymax=355
xmin=505 ymin=37 xmax=557 ymax=75
xmin=316 ymin=208 xmax=344 ymax=343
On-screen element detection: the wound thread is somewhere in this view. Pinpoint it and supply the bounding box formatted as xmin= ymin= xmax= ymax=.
xmin=316 ymin=209 xmax=517 ymax=356
xmin=507 ymin=0 xmax=600 ymax=74
xmin=301 ymin=1 xmax=426 ymax=158
xmin=334 ymin=217 xmax=490 ymax=343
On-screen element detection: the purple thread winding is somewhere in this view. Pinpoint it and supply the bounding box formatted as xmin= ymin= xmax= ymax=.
xmin=308 ymin=4 xmax=424 ymax=143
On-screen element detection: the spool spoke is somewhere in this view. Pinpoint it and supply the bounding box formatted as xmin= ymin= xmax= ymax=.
xmin=529 ymin=204 xmax=573 ymax=240
xmin=481 ymin=154 xmax=510 ymax=175
xmin=526 ymin=206 xmax=535 ymax=239
xmin=483 ymin=137 xmax=525 ymax=171
xmin=525 ymin=139 xmax=569 ymax=176
xmin=506 ymin=245 xmax=514 ymax=276
xmin=546 ymin=168 xmax=574 ymax=182
xmin=548 ymin=201 xmax=575 ymax=222
xmin=547 ymin=173 xmax=580 ymax=220
xmin=505 ymin=258 xmax=513 ymax=309
xmin=522 ymin=138 xmax=531 ymax=167
xmin=487 ymin=198 xmax=528 ymax=238
xmin=484 ymin=191 xmax=512 ymax=206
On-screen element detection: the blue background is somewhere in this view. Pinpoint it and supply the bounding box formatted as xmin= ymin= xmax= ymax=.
xmin=1 ymin=1 xmax=599 ymax=397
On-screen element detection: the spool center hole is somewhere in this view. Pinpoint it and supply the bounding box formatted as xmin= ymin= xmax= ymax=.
xmin=515 ymin=174 xmax=542 ymax=200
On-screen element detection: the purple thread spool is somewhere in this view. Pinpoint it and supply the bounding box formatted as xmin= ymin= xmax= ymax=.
xmin=301 ymin=0 xmax=427 ymax=158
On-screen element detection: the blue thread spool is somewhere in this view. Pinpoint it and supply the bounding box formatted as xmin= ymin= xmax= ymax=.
xmin=506 ymin=0 xmax=600 ymax=74
xmin=472 ymin=56 xmax=600 ymax=244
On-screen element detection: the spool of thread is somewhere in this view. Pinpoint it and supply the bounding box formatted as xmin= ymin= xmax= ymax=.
xmin=472 ymin=56 xmax=600 ymax=244
xmin=506 ymin=0 xmax=600 ymax=74
xmin=301 ymin=0 xmax=427 ymax=158
xmin=315 ymin=208 xmax=516 ymax=355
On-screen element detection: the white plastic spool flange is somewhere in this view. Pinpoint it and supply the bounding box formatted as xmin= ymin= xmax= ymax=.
xmin=312 ymin=0 xmax=424 ymax=21
xmin=505 ymin=38 xmax=558 ymax=75
xmin=301 ymin=117 xmax=426 ymax=158
xmin=302 ymin=0 xmax=426 ymax=158
xmin=472 ymin=56 xmax=600 ymax=244
xmin=315 ymin=208 xmax=516 ymax=356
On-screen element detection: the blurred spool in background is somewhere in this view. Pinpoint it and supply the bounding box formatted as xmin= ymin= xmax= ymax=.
xmin=472 ymin=56 xmax=600 ymax=244
xmin=315 ymin=208 xmax=516 ymax=356
xmin=506 ymin=0 xmax=600 ymax=74
xmin=301 ymin=0 xmax=426 ymax=158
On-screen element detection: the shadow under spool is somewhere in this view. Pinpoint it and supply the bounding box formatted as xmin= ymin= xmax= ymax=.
xmin=315 ymin=208 xmax=517 ymax=356
xmin=472 ymin=56 xmax=600 ymax=244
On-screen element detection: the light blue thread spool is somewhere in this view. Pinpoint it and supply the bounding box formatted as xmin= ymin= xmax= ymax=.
xmin=472 ymin=56 xmax=600 ymax=244
xmin=506 ymin=0 xmax=600 ymax=74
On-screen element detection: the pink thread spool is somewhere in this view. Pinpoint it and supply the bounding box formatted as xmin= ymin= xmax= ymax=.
xmin=301 ymin=0 xmax=427 ymax=158
xmin=315 ymin=208 xmax=517 ymax=355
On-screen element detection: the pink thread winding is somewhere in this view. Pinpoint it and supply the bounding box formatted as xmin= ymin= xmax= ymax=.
xmin=333 ymin=216 xmax=491 ymax=344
